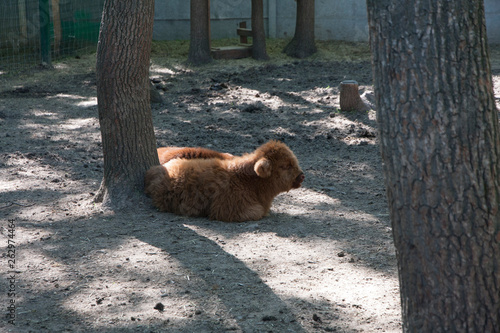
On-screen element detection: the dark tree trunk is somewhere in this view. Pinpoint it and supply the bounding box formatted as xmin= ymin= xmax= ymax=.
xmin=95 ymin=0 xmax=159 ymax=210
xmin=367 ymin=0 xmax=500 ymax=331
xmin=251 ymin=0 xmax=269 ymax=61
xmin=188 ymin=0 xmax=212 ymax=65
xmin=283 ymin=0 xmax=316 ymax=58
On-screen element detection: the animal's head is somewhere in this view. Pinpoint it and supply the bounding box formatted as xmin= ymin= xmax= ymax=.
xmin=254 ymin=140 xmax=304 ymax=191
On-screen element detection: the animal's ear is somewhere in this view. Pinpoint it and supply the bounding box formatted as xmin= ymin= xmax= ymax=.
xmin=254 ymin=158 xmax=272 ymax=178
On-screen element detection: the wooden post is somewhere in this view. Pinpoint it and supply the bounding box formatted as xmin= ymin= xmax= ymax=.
xmin=239 ymin=21 xmax=248 ymax=44
xmin=339 ymin=80 xmax=369 ymax=111
xmin=51 ymin=0 xmax=61 ymax=56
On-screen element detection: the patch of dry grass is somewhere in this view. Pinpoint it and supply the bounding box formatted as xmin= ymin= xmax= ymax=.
xmin=150 ymin=38 xmax=371 ymax=69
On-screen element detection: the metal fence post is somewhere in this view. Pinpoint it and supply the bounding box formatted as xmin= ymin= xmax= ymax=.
xmin=39 ymin=0 xmax=51 ymax=65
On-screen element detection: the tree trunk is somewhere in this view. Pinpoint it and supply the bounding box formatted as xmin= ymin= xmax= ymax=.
xmin=251 ymin=0 xmax=269 ymax=61
xmin=283 ymin=0 xmax=316 ymax=58
xmin=95 ymin=0 xmax=159 ymax=210
xmin=367 ymin=0 xmax=500 ymax=331
xmin=188 ymin=0 xmax=212 ymax=65
xmin=339 ymin=80 xmax=369 ymax=111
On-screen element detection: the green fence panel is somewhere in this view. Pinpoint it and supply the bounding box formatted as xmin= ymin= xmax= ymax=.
xmin=0 ymin=0 xmax=104 ymax=73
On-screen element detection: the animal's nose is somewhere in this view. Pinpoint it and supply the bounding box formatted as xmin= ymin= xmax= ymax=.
xmin=297 ymin=173 xmax=305 ymax=182
xmin=292 ymin=172 xmax=305 ymax=188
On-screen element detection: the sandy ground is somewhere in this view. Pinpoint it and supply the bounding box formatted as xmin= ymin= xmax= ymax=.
xmin=1 ymin=41 xmax=499 ymax=333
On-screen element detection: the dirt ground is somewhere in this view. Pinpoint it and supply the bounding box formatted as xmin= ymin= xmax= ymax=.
xmin=1 ymin=41 xmax=499 ymax=333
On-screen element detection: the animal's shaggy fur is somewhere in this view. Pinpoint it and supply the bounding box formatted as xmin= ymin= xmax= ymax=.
xmin=145 ymin=140 xmax=304 ymax=222
xmin=157 ymin=146 xmax=233 ymax=164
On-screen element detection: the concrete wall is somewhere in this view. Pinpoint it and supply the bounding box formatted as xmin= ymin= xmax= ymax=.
xmin=153 ymin=0 xmax=255 ymax=41
xmin=153 ymin=0 xmax=500 ymax=44
xmin=485 ymin=0 xmax=500 ymax=44
xmin=153 ymin=0 xmax=368 ymax=41
xmin=273 ymin=0 xmax=368 ymax=41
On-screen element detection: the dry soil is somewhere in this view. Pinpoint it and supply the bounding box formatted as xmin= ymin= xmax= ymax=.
xmin=1 ymin=41 xmax=499 ymax=333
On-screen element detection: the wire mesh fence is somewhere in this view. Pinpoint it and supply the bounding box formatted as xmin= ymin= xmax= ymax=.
xmin=0 ymin=0 xmax=104 ymax=73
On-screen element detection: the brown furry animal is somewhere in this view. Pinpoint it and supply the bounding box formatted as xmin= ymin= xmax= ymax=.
xmin=145 ymin=140 xmax=304 ymax=222
xmin=157 ymin=146 xmax=234 ymax=164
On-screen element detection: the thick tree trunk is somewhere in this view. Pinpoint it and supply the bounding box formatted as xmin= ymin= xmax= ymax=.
xmin=283 ymin=0 xmax=316 ymax=58
xmin=188 ymin=0 xmax=212 ymax=65
xmin=251 ymin=0 xmax=269 ymax=61
xmin=367 ymin=0 xmax=500 ymax=331
xmin=95 ymin=0 xmax=159 ymax=210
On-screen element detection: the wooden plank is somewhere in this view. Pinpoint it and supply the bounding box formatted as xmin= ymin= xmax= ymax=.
xmin=237 ymin=28 xmax=253 ymax=37
xmin=239 ymin=21 xmax=248 ymax=44
xmin=211 ymin=46 xmax=252 ymax=59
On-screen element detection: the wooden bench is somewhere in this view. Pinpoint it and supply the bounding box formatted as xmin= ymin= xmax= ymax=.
xmin=211 ymin=22 xmax=253 ymax=60
xmin=237 ymin=21 xmax=252 ymax=46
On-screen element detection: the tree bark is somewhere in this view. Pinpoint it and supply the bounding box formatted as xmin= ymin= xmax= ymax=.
xmin=283 ymin=0 xmax=317 ymax=58
xmin=251 ymin=0 xmax=269 ymax=61
xmin=95 ymin=0 xmax=159 ymax=210
xmin=188 ymin=0 xmax=212 ymax=65
xmin=367 ymin=0 xmax=500 ymax=331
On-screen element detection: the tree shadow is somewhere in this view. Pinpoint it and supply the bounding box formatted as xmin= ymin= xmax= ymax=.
xmin=135 ymin=220 xmax=308 ymax=332
xmin=2 ymin=213 xmax=307 ymax=332
xmin=1 ymin=195 xmax=399 ymax=332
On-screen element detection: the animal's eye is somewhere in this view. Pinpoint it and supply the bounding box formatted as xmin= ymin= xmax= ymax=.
xmin=281 ymin=164 xmax=293 ymax=170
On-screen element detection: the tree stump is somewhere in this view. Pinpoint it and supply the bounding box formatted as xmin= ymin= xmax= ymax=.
xmin=150 ymin=81 xmax=163 ymax=104
xmin=339 ymin=80 xmax=370 ymax=111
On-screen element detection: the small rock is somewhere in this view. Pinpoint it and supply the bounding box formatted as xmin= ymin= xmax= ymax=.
xmin=154 ymin=302 xmax=165 ymax=312
xmin=210 ymin=82 xmax=228 ymax=90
